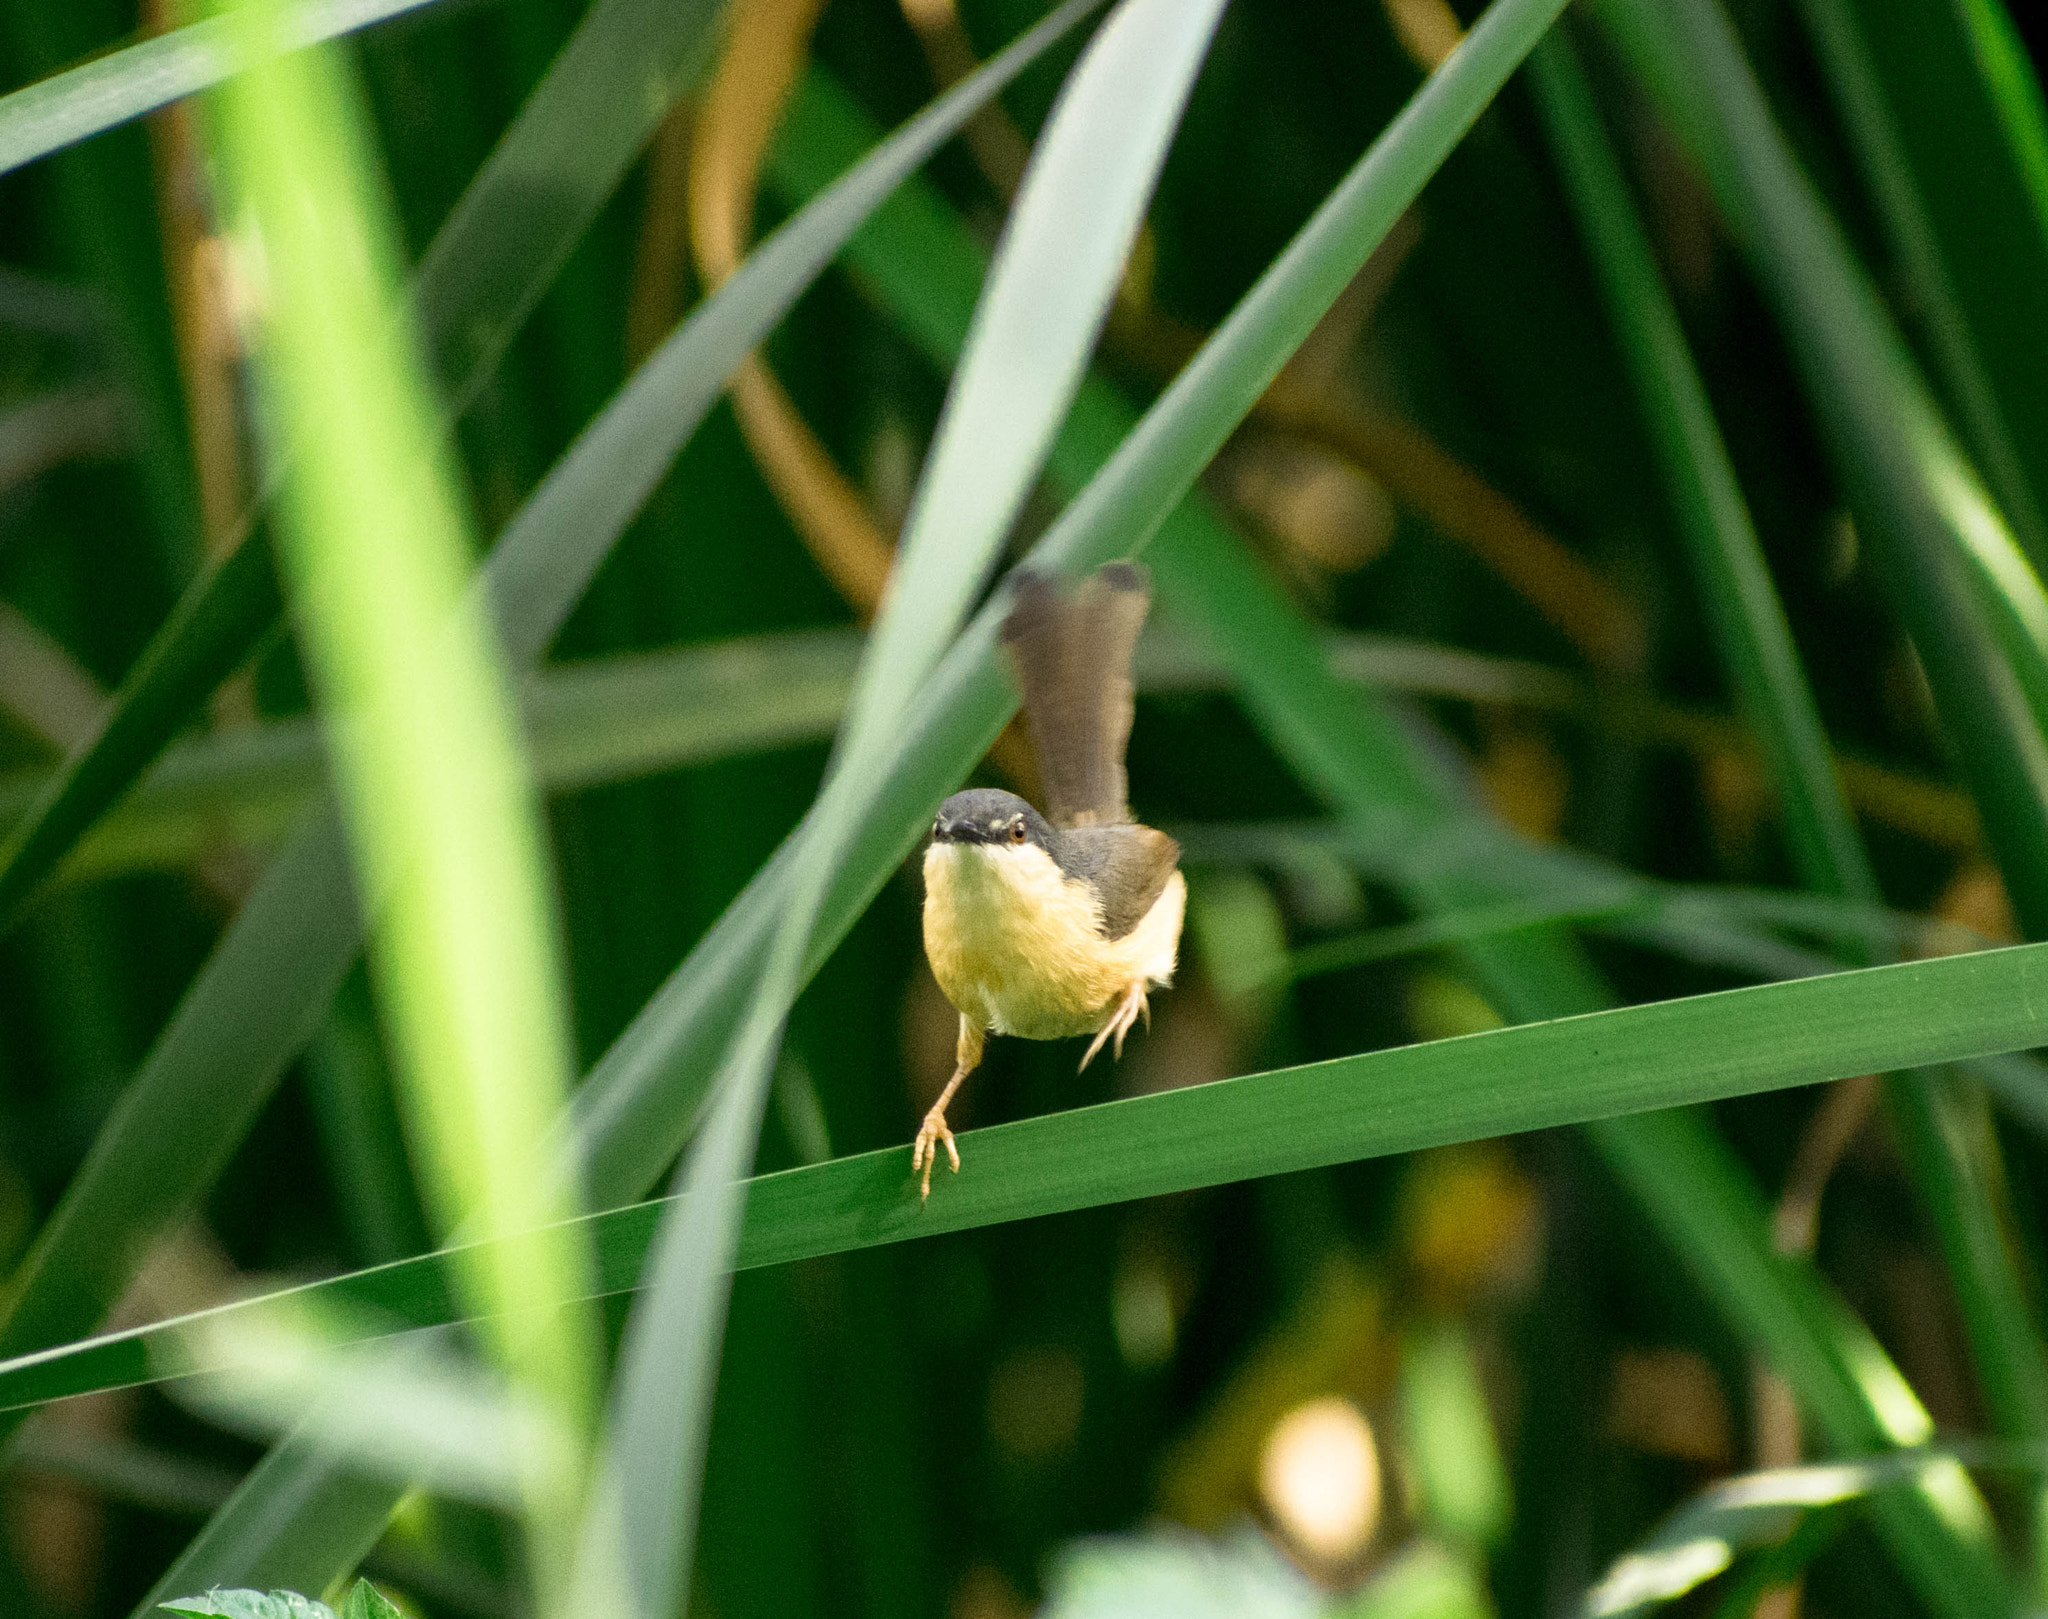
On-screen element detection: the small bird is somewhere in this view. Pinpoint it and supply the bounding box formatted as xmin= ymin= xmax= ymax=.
xmin=915 ymin=561 xmax=1186 ymax=1199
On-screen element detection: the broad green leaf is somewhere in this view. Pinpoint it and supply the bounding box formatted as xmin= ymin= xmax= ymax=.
xmin=0 ymin=0 xmax=441 ymax=178
xmin=567 ymin=2 xmax=1225 ymax=1611
xmin=16 ymin=935 xmax=2048 ymax=1417
xmin=159 ymin=1592 xmax=332 ymax=1619
xmin=338 ymin=1583 xmax=400 ymax=1619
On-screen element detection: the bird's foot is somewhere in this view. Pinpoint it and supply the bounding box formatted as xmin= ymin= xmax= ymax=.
xmin=912 ymin=1104 xmax=960 ymax=1202
xmin=1080 ymin=981 xmax=1150 ymax=1071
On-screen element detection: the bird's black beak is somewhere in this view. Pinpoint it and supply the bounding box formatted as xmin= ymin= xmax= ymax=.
xmin=933 ymin=816 xmax=970 ymax=844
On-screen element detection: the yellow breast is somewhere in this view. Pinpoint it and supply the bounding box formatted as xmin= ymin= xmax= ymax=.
xmin=922 ymin=841 xmax=1183 ymax=1041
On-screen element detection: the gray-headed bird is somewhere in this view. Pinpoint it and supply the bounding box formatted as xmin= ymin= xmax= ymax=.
xmin=915 ymin=562 xmax=1185 ymax=1198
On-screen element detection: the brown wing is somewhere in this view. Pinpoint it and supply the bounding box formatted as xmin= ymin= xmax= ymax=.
xmin=1057 ymin=823 xmax=1180 ymax=940
xmin=1001 ymin=562 xmax=1151 ymax=828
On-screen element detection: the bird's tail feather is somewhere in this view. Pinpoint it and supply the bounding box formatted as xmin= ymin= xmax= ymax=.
xmin=1001 ymin=562 xmax=1150 ymax=827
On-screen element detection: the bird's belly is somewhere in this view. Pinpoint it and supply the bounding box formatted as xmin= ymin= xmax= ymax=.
xmin=922 ymin=843 xmax=1183 ymax=1040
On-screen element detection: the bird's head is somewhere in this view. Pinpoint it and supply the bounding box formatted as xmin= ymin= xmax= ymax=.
xmin=931 ymin=788 xmax=1059 ymax=857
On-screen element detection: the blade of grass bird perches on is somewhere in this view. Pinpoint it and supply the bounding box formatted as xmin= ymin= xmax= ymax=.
xmin=0 ymin=0 xmax=446 ymax=177
xmin=0 ymin=0 xmax=731 ymax=930
xmin=758 ymin=48 xmax=2018 ymax=1617
xmin=202 ymin=7 xmax=599 ymax=1597
xmin=1792 ymin=0 xmax=2048 ymax=571
xmin=567 ymin=0 xmax=1585 ymax=1210
xmin=1531 ymin=25 xmax=2048 ymax=1514
xmin=19 ymin=936 xmax=2048 ymax=1417
xmin=566 ymin=3 xmax=1229 ymax=1609
xmin=1598 ymin=0 xmax=2048 ymax=941
xmin=0 ymin=0 xmax=1104 ymax=1485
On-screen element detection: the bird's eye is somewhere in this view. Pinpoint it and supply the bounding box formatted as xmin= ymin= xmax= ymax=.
xmin=1009 ymin=819 xmax=1027 ymax=842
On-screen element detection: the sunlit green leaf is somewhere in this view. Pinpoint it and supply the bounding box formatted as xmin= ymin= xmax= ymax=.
xmin=0 ymin=0 xmax=442 ymax=178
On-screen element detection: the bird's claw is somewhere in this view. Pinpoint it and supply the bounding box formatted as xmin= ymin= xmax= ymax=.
xmin=912 ymin=1106 xmax=960 ymax=1202
xmin=1080 ymin=982 xmax=1150 ymax=1072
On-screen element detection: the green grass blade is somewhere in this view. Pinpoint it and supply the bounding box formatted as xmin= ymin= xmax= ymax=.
xmin=1577 ymin=1453 xmax=1962 ymax=1618
xmin=130 ymin=1419 xmax=400 ymax=1613
xmin=1527 ymin=31 xmax=1872 ymax=908
xmin=0 ymin=0 xmax=1095 ymax=1443
xmin=475 ymin=0 xmax=1106 ymax=662
xmin=0 ymin=536 xmax=283 ymax=926
xmin=0 ymin=0 xmax=730 ymax=928
xmin=0 ymin=0 xmax=442 ymax=178
xmin=16 ymin=936 xmax=2048 ymax=1417
xmin=1599 ymin=0 xmax=2048 ymax=938
xmin=1794 ymin=0 xmax=2048 ymax=568
xmin=1531 ymin=18 xmax=2048 ymax=1512
xmin=0 ymin=629 xmax=1575 ymax=880
xmin=404 ymin=0 xmax=723 ymax=402
xmin=569 ymin=3 xmax=1225 ymax=1609
xmin=1589 ymin=1109 xmax=2006 ymax=1609
xmin=1882 ymin=1071 xmax=2048 ymax=1440
xmin=205 ymin=5 xmax=598 ymax=1591
xmin=1954 ymin=0 xmax=2048 ymax=220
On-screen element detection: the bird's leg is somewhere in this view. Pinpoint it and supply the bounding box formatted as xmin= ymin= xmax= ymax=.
xmin=914 ymin=1016 xmax=984 ymax=1200
xmin=1080 ymin=980 xmax=1150 ymax=1071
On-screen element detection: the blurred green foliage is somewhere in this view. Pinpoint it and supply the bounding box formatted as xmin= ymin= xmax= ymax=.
xmin=3 ymin=0 xmax=2048 ymax=1615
